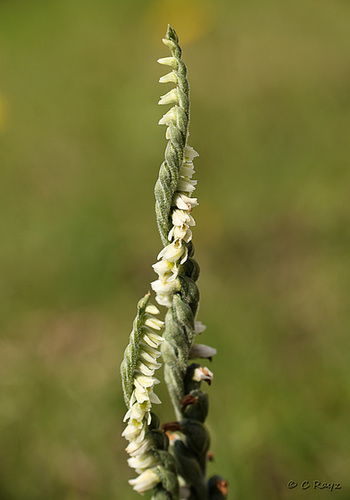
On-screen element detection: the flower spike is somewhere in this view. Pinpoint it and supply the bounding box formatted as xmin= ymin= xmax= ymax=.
xmin=121 ymin=25 xmax=227 ymax=499
xmin=121 ymin=294 xmax=178 ymax=497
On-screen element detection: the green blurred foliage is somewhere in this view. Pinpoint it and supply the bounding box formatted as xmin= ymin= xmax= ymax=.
xmin=1 ymin=0 xmax=350 ymax=498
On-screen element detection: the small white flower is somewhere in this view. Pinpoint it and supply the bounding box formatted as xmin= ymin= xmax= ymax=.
xmin=180 ymin=246 xmax=188 ymax=264
xmin=127 ymin=453 xmax=158 ymax=471
xmin=180 ymin=164 xmax=195 ymax=177
xmin=158 ymin=107 xmax=177 ymax=125
xmin=157 ymin=241 xmax=185 ymax=262
xmin=155 ymin=293 xmax=172 ymax=308
xmin=135 ymin=374 xmax=158 ymax=388
xmin=141 ymin=358 xmax=162 ymax=371
xmin=172 ymin=209 xmax=195 ymax=227
xmin=139 ymin=342 xmax=161 ymax=359
xmin=184 ymin=145 xmax=199 ymax=160
xmin=189 ymin=344 xmax=217 ymax=360
xmin=195 ymin=321 xmax=206 ymax=335
xmin=146 ymin=331 xmax=165 ymax=346
xmin=151 ymin=278 xmax=179 ymax=295
xmin=161 ymin=37 xmax=177 ymax=49
xmin=140 ymin=350 xmax=160 ymax=364
xmin=122 ymin=419 xmax=146 ymax=442
xmin=159 ymin=71 xmax=177 ymax=84
xmin=177 ymin=178 xmax=197 ymax=193
xmin=193 ymin=366 xmax=214 ymax=383
xmin=144 ymin=316 xmax=164 ymax=330
xmin=133 ymin=384 xmax=149 ymax=404
xmin=128 ymin=468 xmax=160 ymax=494
xmin=158 ymin=88 xmax=179 ymax=106
xmin=145 ymin=304 xmax=161 ymax=315
xmin=170 ymin=225 xmax=192 ymax=243
xmin=149 ymin=391 xmax=161 ymax=404
xmin=157 ymin=56 xmax=178 ymax=68
xmin=126 ymin=438 xmax=151 ymax=457
xmin=173 ymin=193 xmax=198 ymax=211
xmin=153 ymin=258 xmax=176 ymax=274
xmin=142 ymin=333 xmax=161 ymax=349
xmin=123 ymin=401 xmax=150 ymax=422
xmin=138 ymin=361 xmax=156 ymax=377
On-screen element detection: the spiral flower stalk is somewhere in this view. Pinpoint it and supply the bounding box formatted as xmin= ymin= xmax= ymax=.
xmin=120 ymin=25 xmax=227 ymax=500
xmin=121 ymin=294 xmax=179 ymax=497
xmin=154 ymin=24 xmax=193 ymax=249
xmin=152 ymin=25 xmax=204 ymax=422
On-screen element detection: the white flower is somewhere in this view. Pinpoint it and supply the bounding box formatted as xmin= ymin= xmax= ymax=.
xmin=184 ymin=145 xmax=199 ymax=160
xmin=158 ymin=107 xmax=177 ymax=125
xmin=139 ymin=342 xmax=161 ymax=360
xmin=123 ymin=401 xmax=150 ymax=422
xmin=128 ymin=453 xmax=158 ymax=471
xmin=126 ymin=438 xmax=151 ymax=457
xmin=180 ymin=163 xmax=195 ymax=177
xmin=169 ymin=225 xmax=192 ymax=243
xmin=172 ymin=209 xmax=195 ymax=227
xmin=138 ymin=361 xmax=157 ymax=377
xmin=151 ymin=278 xmax=179 ymax=295
xmin=158 ymin=88 xmax=179 ymax=105
xmin=157 ymin=241 xmax=186 ymax=262
xmin=173 ymin=193 xmax=198 ymax=211
xmin=153 ymin=258 xmax=177 ymax=276
xmin=177 ymin=178 xmax=197 ymax=193
xmin=122 ymin=419 xmax=147 ymax=442
xmin=135 ymin=374 xmax=159 ymax=389
xmin=193 ymin=366 xmax=214 ymax=383
xmin=155 ymin=293 xmax=172 ymax=308
xmin=149 ymin=391 xmax=161 ymax=404
xmin=144 ymin=316 xmax=164 ymax=330
xmin=159 ymin=71 xmax=177 ymax=84
xmin=157 ymin=56 xmax=177 ymax=68
xmin=145 ymin=304 xmax=161 ymax=315
xmin=195 ymin=321 xmax=206 ymax=335
xmin=189 ymin=344 xmax=217 ymax=360
xmin=128 ymin=468 xmax=160 ymax=494
xmin=140 ymin=349 xmax=160 ymax=364
xmin=142 ymin=331 xmax=164 ymax=348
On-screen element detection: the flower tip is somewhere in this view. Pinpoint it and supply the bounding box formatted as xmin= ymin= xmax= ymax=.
xmin=166 ymin=25 xmax=178 ymax=43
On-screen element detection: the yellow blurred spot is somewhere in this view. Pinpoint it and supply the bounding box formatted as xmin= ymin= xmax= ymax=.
xmin=0 ymin=93 xmax=7 ymax=132
xmin=146 ymin=0 xmax=213 ymax=46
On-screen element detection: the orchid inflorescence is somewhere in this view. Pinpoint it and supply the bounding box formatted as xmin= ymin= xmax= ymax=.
xmin=120 ymin=25 xmax=228 ymax=500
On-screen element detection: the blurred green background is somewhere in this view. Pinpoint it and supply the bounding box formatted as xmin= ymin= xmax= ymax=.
xmin=1 ymin=0 xmax=350 ymax=498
